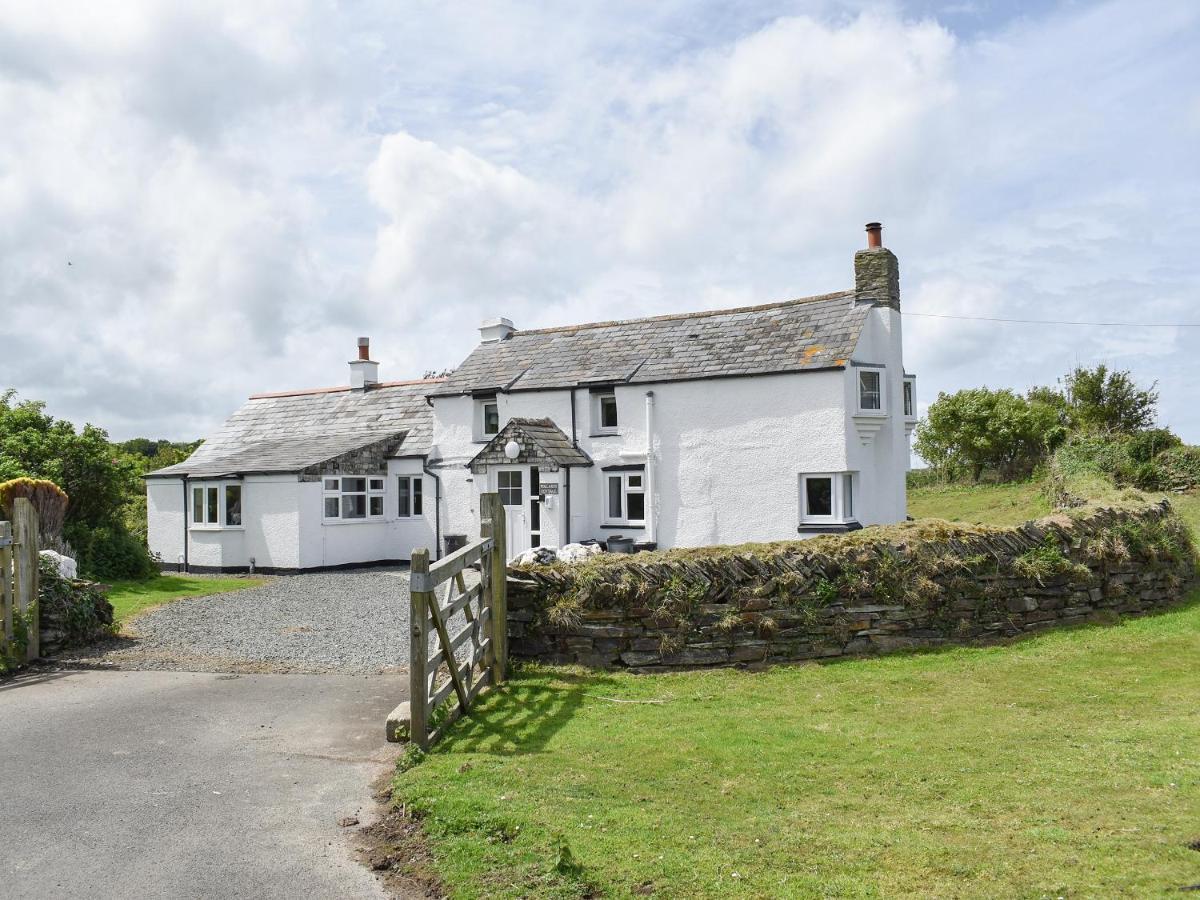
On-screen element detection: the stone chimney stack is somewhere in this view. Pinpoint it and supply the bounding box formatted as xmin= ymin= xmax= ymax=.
xmin=479 ymin=317 xmax=516 ymax=343
xmin=349 ymin=336 xmax=380 ymax=390
xmin=854 ymin=222 xmax=900 ymax=309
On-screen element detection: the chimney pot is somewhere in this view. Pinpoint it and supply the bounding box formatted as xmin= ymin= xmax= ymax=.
xmin=865 ymin=222 xmax=883 ymax=249
xmin=357 ymin=336 xmax=370 ymax=360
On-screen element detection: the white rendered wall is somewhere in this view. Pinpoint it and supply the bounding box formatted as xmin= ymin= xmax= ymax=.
xmin=430 ymin=365 xmax=887 ymax=550
xmin=147 ymin=479 xmax=186 ymax=568
xmin=844 ymin=305 xmax=909 ymax=526
xmin=297 ymin=459 xmax=436 ymax=569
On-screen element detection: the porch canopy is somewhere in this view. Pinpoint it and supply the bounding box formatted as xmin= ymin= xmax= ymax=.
xmin=467 ymin=418 xmax=593 ymax=475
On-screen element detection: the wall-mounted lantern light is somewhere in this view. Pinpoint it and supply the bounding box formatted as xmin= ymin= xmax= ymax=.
xmin=504 ymin=440 xmax=520 ymax=460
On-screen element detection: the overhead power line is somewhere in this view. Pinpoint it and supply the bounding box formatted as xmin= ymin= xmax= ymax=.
xmin=904 ymin=312 xmax=1200 ymax=328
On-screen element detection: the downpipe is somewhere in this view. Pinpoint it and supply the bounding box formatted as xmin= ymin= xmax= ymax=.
xmin=645 ymin=391 xmax=656 ymax=544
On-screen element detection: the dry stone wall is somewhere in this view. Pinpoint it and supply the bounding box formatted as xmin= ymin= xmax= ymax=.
xmin=506 ymin=500 xmax=1194 ymax=671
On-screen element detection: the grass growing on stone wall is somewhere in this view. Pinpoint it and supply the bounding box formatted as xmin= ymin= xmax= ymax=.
xmin=393 ymin=595 xmax=1200 ymax=898
xmin=107 ymin=575 xmax=267 ymax=624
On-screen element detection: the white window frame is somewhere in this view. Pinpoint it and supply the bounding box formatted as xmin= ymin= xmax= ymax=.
xmin=322 ymin=476 xmax=386 ymax=523
xmin=903 ymin=375 xmax=917 ymax=420
xmin=189 ymin=481 xmax=243 ymax=530
xmin=476 ymin=397 xmax=500 ymax=440
xmin=603 ymin=470 xmax=646 ymax=526
xmin=397 ymin=475 xmax=423 ymax=518
xmin=592 ymin=391 xmax=619 ymax=434
xmin=799 ymin=472 xmax=856 ymax=525
xmin=856 ymin=366 xmax=886 ymax=416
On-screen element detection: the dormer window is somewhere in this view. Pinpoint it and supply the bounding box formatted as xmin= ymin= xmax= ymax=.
xmin=592 ymin=391 xmax=618 ymax=434
xmin=475 ymin=395 xmax=500 ymax=441
xmin=856 ymin=367 xmax=885 ymax=415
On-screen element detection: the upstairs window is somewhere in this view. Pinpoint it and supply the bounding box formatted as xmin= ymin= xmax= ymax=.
xmin=604 ymin=471 xmax=645 ymax=525
xmin=799 ymin=473 xmax=855 ymax=525
xmin=593 ymin=391 xmax=618 ymax=433
xmin=903 ymin=376 xmax=916 ymax=419
xmin=857 ymin=367 xmax=885 ymax=414
xmin=397 ymin=476 xmax=423 ymax=517
xmin=475 ymin=396 xmax=500 ymax=440
xmin=323 ymin=476 xmax=385 ymax=521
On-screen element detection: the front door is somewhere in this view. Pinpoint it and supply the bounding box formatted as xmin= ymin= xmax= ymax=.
xmin=496 ymin=468 xmax=530 ymax=559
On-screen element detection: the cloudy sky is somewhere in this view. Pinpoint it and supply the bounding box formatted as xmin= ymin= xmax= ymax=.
xmin=2 ymin=0 xmax=1198 ymax=447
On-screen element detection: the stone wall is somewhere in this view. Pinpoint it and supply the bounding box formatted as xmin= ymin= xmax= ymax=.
xmin=37 ymin=558 xmax=114 ymax=657
xmin=506 ymin=501 xmax=1195 ymax=671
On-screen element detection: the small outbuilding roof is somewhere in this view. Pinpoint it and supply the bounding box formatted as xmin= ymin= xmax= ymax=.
xmin=468 ymin=418 xmax=593 ymax=473
xmin=431 ymin=290 xmax=867 ymax=396
xmin=147 ymin=379 xmax=442 ymax=479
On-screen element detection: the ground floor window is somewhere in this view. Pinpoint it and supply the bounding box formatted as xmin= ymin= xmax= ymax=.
xmin=191 ymin=482 xmax=242 ymax=528
xmin=397 ymin=475 xmax=423 ymax=517
xmin=323 ymin=476 xmax=385 ymax=521
xmin=799 ymin=472 xmax=855 ymax=524
xmin=604 ymin=470 xmax=645 ymax=525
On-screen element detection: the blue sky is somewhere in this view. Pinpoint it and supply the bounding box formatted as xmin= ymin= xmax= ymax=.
xmin=1 ymin=0 xmax=1197 ymax=448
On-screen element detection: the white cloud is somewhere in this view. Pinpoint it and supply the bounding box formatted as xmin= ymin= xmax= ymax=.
xmin=1 ymin=0 xmax=1198 ymax=448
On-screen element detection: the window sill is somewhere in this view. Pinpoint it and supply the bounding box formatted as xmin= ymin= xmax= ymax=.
xmin=600 ymin=524 xmax=645 ymax=530
xmin=322 ymin=518 xmax=387 ymax=526
xmin=589 ymin=431 xmax=620 ymax=438
xmin=854 ymin=410 xmax=888 ymax=418
xmin=189 ymin=526 xmax=244 ymax=532
xmin=797 ymin=521 xmax=862 ymax=534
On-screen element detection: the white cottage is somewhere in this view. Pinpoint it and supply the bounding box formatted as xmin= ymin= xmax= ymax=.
xmin=147 ymin=224 xmax=915 ymax=572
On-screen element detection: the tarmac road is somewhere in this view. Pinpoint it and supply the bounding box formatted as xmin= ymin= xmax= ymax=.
xmin=0 ymin=668 xmax=407 ymax=900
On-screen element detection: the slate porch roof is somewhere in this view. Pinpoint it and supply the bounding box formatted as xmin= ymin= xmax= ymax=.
xmin=147 ymin=379 xmax=443 ymax=479
xmin=468 ymin=418 xmax=593 ymax=473
xmin=431 ymin=290 xmax=867 ymax=396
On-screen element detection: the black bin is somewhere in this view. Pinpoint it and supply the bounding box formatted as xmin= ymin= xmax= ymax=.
xmin=444 ymin=534 xmax=468 ymax=554
xmin=606 ymin=535 xmax=635 ymax=554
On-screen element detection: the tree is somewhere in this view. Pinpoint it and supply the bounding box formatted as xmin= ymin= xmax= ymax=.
xmin=914 ymin=388 xmax=1067 ymax=482
xmin=1064 ymin=365 xmax=1157 ymax=433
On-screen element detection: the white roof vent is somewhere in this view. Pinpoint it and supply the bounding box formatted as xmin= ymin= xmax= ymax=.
xmin=479 ymin=317 xmax=516 ymax=343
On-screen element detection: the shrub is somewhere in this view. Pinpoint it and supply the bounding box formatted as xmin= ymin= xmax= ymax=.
xmin=37 ymin=557 xmax=114 ymax=649
xmin=64 ymin=522 xmax=159 ymax=581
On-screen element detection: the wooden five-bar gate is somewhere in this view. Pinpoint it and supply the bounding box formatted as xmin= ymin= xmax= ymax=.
xmin=1 ymin=498 xmax=42 ymax=666
xmin=400 ymin=493 xmax=508 ymax=750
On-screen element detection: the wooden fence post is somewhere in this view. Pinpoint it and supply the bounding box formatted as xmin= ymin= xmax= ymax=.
xmin=0 ymin=521 xmax=12 ymax=652
xmin=409 ymin=547 xmax=431 ymax=751
xmin=13 ymin=498 xmax=39 ymax=661
xmin=479 ymin=493 xmax=507 ymax=685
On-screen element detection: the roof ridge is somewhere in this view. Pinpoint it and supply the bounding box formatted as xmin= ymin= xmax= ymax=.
xmin=512 ymin=290 xmax=853 ymax=337
xmin=249 ymin=377 xmax=445 ymax=401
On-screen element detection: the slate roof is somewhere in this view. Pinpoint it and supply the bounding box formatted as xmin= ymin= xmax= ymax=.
xmin=147 ymin=380 xmax=442 ymax=478
xmin=468 ymin=418 xmax=593 ymax=472
xmin=432 ymin=291 xmax=866 ymax=396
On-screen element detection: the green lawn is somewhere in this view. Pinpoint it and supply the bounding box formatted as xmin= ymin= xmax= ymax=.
xmin=396 ymin=602 xmax=1200 ymax=898
xmin=106 ymin=575 xmax=267 ymax=624
xmin=907 ymin=480 xmax=1051 ymax=527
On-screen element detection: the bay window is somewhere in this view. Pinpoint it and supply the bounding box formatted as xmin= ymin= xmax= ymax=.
xmin=856 ymin=366 xmax=885 ymax=414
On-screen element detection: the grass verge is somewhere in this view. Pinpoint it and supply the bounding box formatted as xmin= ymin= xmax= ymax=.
xmin=394 ymin=597 xmax=1200 ymax=898
xmin=907 ymin=479 xmax=1050 ymax=527
xmin=106 ymin=575 xmax=267 ymax=624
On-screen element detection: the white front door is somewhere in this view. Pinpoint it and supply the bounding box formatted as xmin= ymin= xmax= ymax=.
xmin=496 ymin=467 xmax=530 ymax=559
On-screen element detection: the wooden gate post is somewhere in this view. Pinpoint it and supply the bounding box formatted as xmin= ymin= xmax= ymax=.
xmin=0 ymin=521 xmax=13 ymax=650
xmin=13 ymin=498 xmax=39 ymax=661
xmin=479 ymin=493 xmax=507 ymax=684
xmin=408 ymin=547 xmax=431 ymax=751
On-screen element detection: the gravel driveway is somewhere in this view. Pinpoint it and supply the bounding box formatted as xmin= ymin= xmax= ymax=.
xmin=59 ymin=568 xmax=435 ymax=675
